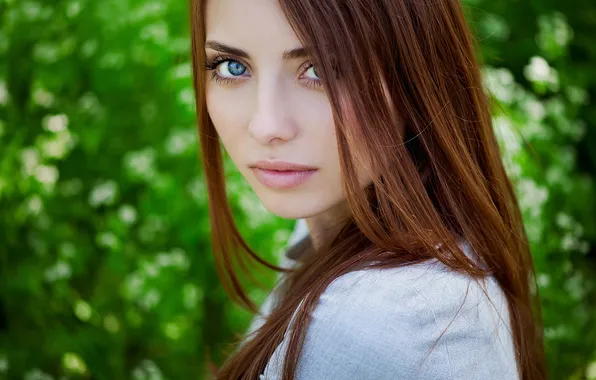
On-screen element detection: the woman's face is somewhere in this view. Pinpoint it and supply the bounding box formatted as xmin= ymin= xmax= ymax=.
xmin=204 ymin=0 xmax=371 ymax=219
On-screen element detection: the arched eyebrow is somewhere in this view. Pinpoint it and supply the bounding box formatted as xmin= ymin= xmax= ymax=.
xmin=205 ymin=41 xmax=309 ymax=61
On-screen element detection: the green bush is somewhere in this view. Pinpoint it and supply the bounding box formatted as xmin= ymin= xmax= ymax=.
xmin=0 ymin=0 xmax=594 ymax=378
xmin=469 ymin=2 xmax=596 ymax=377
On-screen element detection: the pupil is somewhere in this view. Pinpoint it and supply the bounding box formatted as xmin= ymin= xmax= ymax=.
xmin=229 ymin=61 xmax=246 ymax=76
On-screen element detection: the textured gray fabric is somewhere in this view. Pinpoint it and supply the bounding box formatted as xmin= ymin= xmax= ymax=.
xmin=249 ymin=221 xmax=519 ymax=379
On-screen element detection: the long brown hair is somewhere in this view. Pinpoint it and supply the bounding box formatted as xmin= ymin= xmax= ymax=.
xmin=190 ymin=0 xmax=547 ymax=379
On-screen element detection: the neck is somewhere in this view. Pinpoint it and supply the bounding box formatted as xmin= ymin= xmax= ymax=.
xmin=304 ymin=200 xmax=351 ymax=251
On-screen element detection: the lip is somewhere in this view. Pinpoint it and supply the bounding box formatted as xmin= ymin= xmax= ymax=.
xmin=250 ymin=161 xmax=318 ymax=189
xmin=251 ymin=160 xmax=318 ymax=171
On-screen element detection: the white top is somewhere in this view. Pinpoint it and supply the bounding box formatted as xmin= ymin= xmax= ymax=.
xmin=248 ymin=221 xmax=519 ymax=380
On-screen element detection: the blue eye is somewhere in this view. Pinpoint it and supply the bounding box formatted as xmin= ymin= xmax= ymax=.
xmin=217 ymin=60 xmax=247 ymax=77
xmin=226 ymin=61 xmax=247 ymax=76
xmin=203 ymin=56 xmax=249 ymax=85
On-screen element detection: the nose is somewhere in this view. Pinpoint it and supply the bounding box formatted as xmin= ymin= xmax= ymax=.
xmin=248 ymin=77 xmax=298 ymax=145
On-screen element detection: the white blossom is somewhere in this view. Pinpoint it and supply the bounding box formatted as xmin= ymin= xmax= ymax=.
xmin=34 ymin=165 xmax=59 ymax=192
xmin=21 ymin=147 xmax=41 ymax=177
xmin=44 ymin=260 xmax=72 ymax=282
xmin=170 ymin=248 xmax=189 ymax=270
xmin=131 ymin=1 xmax=167 ymax=22
xmin=119 ymin=204 xmax=138 ymax=224
xmin=556 ymin=212 xmax=573 ymax=229
xmin=537 ymin=12 xmax=573 ymax=50
xmin=587 ymin=361 xmax=596 ymax=380
xmin=0 ymin=80 xmax=8 ymax=105
xmin=186 ymin=177 xmax=206 ymax=203
xmin=97 ymin=232 xmax=119 ymax=250
xmin=523 ymin=98 xmax=546 ymax=121
xmin=43 ymin=114 xmax=69 ymax=133
xmin=140 ymin=288 xmax=161 ymax=310
xmin=565 ymin=86 xmax=588 ymax=105
xmin=141 ymin=261 xmax=159 ymax=278
xmin=40 ymin=129 xmax=76 ymax=160
xmin=124 ymin=148 xmax=156 ymax=181
xmin=493 ymin=115 xmax=522 ymax=155
xmin=124 ymin=274 xmax=145 ymax=300
xmin=22 ymin=1 xmax=42 ymax=21
xmin=0 ymin=354 xmax=8 ymax=373
xmin=33 ymin=87 xmax=55 ymax=108
xmin=524 ymin=56 xmax=559 ymax=91
xmin=132 ymin=359 xmax=164 ymax=380
xmin=169 ymin=62 xmax=192 ymax=80
xmin=23 ymin=368 xmax=54 ymax=380
xmin=481 ymin=67 xmax=515 ymax=104
xmin=33 ymin=42 xmax=59 ymax=64
xmin=66 ymin=0 xmax=82 ymax=18
xmin=81 ymin=39 xmax=98 ymax=58
xmin=99 ymin=52 xmax=126 ymax=69
xmin=103 ymin=314 xmax=120 ymax=333
xmin=140 ymin=21 xmax=169 ymax=45
xmin=516 ymin=178 xmax=548 ymax=219
xmin=183 ymin=283 xmax=201 ymax=310
xmin=62 ymin=352 xmax=88 ymax=375
xmin=27 ymin=195 xmax=43 ymax=216
xmin=165 ymin=128 xmax=195 ymax=156
xmin=163 ymin=322 xmax=182 ymax=340
xmin=525 ymin=56 xmax=551 ymax=82
xmin=74 ymin=300 xmax=92 ymax=322
xmin=89 ymin=180 xmax=118 ymax=207
xmin=177 ymin=87 xmax=195 ymax=109
xmin=537 ymin=273 xmax=550 ymax=287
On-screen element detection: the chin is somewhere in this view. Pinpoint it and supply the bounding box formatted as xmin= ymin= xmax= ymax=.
xmin=261 ymin=200 xmax=322 ymax=220
xmin=257 ymin=192 xmax=331 ymax=220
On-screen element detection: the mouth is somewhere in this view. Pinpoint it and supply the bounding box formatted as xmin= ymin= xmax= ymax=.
xmin=250 ymin=161 xmax=318 ymax=189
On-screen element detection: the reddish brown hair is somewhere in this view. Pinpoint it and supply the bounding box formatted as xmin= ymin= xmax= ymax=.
xmin=190 ymin=0 xmax=547 ymax=379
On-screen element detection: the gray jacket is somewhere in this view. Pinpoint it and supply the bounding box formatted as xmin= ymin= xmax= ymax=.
xmin=247 ymin=221 xmax=519 ymax=380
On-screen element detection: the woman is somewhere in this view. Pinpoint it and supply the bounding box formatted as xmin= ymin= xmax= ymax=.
xmin=190 ymin=0 xmax=547 ymax=379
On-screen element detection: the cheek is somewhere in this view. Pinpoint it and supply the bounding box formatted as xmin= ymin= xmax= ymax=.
xmin=205 ymin=87 xmax=247 ymax=150
xmin=297 ymin=97 xmax=347 ymax=193
xmin=294 ymin=92 xmax=338 ymax=148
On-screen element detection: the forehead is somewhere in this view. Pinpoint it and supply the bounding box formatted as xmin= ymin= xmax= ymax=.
xmin=204 ymin=0 xmax=303 ymax=54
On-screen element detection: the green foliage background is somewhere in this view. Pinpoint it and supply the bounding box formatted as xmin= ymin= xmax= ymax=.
xmin=0 ymin=0 xmax=594 ymax=378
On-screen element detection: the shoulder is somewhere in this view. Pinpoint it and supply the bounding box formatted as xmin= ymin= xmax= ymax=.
xmin=269 ymin=258 xmax=519 ymax=379
xmin=319 ymin=253 xmax=501 ymax=325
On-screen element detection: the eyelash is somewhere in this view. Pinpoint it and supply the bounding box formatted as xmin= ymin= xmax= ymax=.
xmin=202 ymin=54 xmax=322 ymax=89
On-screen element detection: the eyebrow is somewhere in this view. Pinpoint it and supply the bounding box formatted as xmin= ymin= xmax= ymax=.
xmin=205 ymin=40 xmax=309 ymax=61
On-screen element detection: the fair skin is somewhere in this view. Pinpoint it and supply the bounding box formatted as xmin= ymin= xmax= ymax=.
xmin=204 ymin=0 xmax=372 ymax=249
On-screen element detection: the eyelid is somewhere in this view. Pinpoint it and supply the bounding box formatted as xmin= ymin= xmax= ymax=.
xmin=298 ymin=61 xmax=316 ymax=77
xmin=300 ymin=60 xmax=314 ymax=71
xmin=203 ymin=54 xmax=251 ymax=73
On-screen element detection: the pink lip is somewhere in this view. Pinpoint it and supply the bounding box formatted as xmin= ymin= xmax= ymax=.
xmin=250 ymin=161 xmax=318 ymax=189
